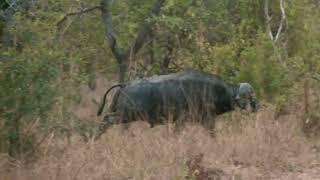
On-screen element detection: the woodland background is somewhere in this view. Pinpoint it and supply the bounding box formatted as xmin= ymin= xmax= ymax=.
xmin=0 ymin=0 xmax=320 ymax=179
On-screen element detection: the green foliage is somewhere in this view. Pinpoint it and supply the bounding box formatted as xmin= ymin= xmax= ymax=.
xmin=206 ymin=43 xmax=239 ymax=80
xmin=0 ymin=57 xmax=57 ymax=118
xmin=0 ymin=48 xmax=61 ymax=157
xmin=237 ymin=32 xmax=289 ymax=100
xmin=287 ymin=0 xmax=320 ymax=76
xmin=1 ymin=0 xmax=320 ymax=157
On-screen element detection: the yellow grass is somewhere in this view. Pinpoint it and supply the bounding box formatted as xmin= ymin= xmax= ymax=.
xmin=1 ymin=78 xmax=319 ymax=179
xmin=1 ymin=107 xmax=319 ymax=180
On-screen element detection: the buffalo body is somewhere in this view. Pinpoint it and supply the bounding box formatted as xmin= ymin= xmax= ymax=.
xmin=97 ymin=70 xmax=257 ymax=133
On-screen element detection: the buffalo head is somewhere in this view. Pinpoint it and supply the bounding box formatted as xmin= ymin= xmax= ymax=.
xmin=234 ymin=83 xmax=258 ymax=112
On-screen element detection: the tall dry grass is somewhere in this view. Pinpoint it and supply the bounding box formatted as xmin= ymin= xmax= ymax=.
xmin=1 ymin=78 xmax=319 ymax=180
xmin=1 ymin=106 xmax=319 ymax=180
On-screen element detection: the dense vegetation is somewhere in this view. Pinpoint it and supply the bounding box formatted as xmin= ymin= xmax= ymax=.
xmin=0 ymin=0 xmax=319 ymax=158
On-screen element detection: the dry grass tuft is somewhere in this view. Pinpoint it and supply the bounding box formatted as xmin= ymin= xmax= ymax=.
xmin=1 ymin=105 xmax=320 ymax=180
xmin=1 ymin=81 xmax=320 ymax=179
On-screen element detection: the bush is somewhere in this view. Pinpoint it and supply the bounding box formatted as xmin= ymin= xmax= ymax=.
xmin=0 ymin=48 xmax=60 ymax=158
xmin=237 ymin=33 xmax=289 ymax=101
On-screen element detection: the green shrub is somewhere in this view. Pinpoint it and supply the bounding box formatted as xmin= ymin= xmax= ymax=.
xmin=0 ymin=48 xmax=60 ymax=158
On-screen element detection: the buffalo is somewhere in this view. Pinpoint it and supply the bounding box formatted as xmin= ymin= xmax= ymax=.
xmin=96 ymin=69 xmax=258 ymax=135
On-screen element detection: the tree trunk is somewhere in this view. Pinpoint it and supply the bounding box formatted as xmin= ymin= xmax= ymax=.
xmin=100 ymin=0 xmax=165 ymax=82
xmin=161 ymin=37 xmax=173 ymax=74
xmin=5 ymin=113 xmax=21 ymax=158
xmin=1 ymin=7 xmax=15 ymax=48
xmin=118 ymin=55 xmax=128 ymax=83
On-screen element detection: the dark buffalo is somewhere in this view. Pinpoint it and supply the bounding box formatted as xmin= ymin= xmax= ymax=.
xmin=96 ymin=69 xmax=258 ymax=135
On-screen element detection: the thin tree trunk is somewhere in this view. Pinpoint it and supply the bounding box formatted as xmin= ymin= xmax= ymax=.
xmin=264 ymin=0 xmax=288 ymax=67
xmin=1 ymin=8 xmax=15 ymax=48
xmin=100 ymin=0 xmax=165 ymax=82
xmin=5 ymin=113 xmax=22 ymax=158
xmin=304 ymin=80 xmax=310 ymax=114
xmin=162 ymin=37 xmax=173 ymax=74
xmin=118 ymin=55 xmax=128 ymax=83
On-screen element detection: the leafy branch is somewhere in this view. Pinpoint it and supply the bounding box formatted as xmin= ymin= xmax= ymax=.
xmin=56 ymin=5 xmax=101 ymax=28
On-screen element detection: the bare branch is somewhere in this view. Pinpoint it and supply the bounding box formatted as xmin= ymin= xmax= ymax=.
xmin=264 ymin=0 xmax=287 ymax=42
xmin=129 ymin=0 xmax=165 ymax=56
xmin=100 ymin=0 xmax=165 ymax=82
xmin=100 ymin=0 xmax=123 ymax=62
xmin=56 ymin=5 xmax=101 ymax=28
xmin=274 ymin=0 xmax=286 ymax=41
xmin=264 ymin=0 xmax=274 ymax=41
